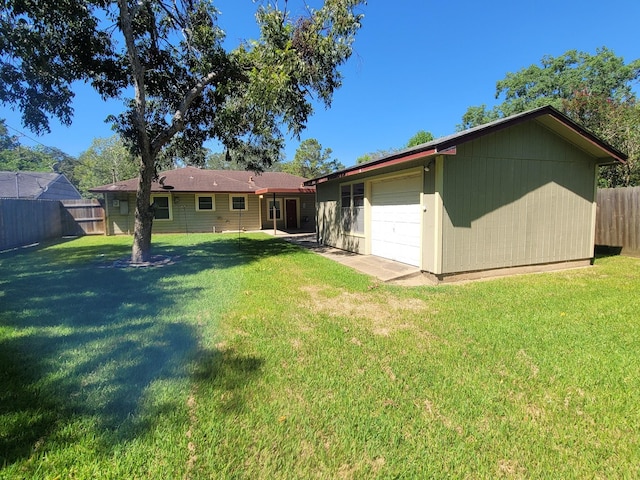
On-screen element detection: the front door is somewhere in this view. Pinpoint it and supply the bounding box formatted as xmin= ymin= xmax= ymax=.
xmin=286 ymin=199 xmax=298 ymax=229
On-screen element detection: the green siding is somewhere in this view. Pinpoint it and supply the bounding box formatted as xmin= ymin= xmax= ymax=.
xmin=299 ymin=195 xmax=317 ymax=231
xmin=316 ymin=182 xmax=366 ymax=253
xmin=317 ymin=118 xmax=601 ymax=276
xmin=440 ymin=121 xmax=597 ymax=274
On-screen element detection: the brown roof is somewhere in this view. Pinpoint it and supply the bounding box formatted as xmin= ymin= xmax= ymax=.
xmin=90 ymin=166 xmax=314 ymax=194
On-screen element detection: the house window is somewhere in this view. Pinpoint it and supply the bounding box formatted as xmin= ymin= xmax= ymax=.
xmin=151 ymin=194 xmax=172 ymax=221
xmin=267 ymin=199 xmax=282 ymax=220
xmin=230 ymin=194 xmax=248 ymax=211
xmin=196 ymin=195 xmax=215 ymax=211
xmin=341 ymin=182 xmax=364 ymax=234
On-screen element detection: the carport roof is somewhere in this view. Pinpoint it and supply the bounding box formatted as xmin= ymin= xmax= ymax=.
xmin=304 ymin=105 xmax=627 ymax=186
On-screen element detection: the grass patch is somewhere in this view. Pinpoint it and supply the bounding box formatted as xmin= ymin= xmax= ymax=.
xmin=1 ymin=233 xmax=639 ymax=478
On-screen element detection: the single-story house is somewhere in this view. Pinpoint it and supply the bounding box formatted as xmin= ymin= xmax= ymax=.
xmin=90 ymin=166 xmax=316 ymax=235
xmin=305 ymin=106 xmax=627 ymax=282
xmin=0 ymin=171 xmax=81 ymax=200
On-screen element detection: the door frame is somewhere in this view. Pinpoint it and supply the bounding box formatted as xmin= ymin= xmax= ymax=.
xmin=285 ymin=197 xmax=299 ymax=229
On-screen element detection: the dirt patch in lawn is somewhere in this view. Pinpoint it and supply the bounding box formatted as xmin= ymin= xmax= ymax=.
xmin=300 ymin=285 xmax=433 ymax=337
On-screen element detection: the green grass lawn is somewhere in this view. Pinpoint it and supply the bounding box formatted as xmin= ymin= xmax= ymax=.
xmin=1 ymin=233 xmax=639 ymax=479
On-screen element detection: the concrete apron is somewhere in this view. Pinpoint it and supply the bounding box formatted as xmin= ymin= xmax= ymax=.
xmin=264 ymin=231 xmax=594 ymax=286
xmin=267 ymin=231 xmax=432 ymax=285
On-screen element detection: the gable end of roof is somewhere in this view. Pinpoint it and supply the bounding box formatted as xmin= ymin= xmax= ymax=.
xmin=304 ymin=105 xmax=627 ymax=186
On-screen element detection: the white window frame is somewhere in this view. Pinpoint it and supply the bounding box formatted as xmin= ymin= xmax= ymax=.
xmin=340 ymin=182 xmax=365 ymax=235
xmin=229 ymin=194 xmax=248 ymax=211
xmin=196 ymin=194 xmax=216 ymax=212
xmin=151 ymin=194 xmax=173 ymax=221
xmin=267 ymin=198 xmax=282 ymax=220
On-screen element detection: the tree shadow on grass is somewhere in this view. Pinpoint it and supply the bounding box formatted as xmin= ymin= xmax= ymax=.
xmin=152 ymin=235 xmax=304 ymax=271
xmin=0 ymin=235 xmax=291 ymax=467
xmin=193 ymin=347 xmax=264 ymax=414
xmin=0 ymin=320 xmax=194 ymax=463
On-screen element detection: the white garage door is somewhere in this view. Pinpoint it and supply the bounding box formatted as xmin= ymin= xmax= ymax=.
xmin=371 ymin=174 xmax=422 ymax=267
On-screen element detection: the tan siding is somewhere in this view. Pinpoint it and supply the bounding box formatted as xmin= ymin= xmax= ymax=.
xmin=441 ymin=121 xmax=598 ymax=274
xmin=104 ymin=192 xmax=262 ymax=235
xmin=107 ymin=193 xmax=136 ymax=235
xmin=259 ymin=193 xmax=316 ymax=231
xmin=261 ymin=195 xmax=286 ymax=230
xmin=160 ymin=194 xmax=261 ymax=233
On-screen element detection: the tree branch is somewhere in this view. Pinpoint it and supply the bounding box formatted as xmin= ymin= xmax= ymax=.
xmin=117 ymin=0 xmax=151 ymax=155
xmin=151 ymin=70 xmax=220 ymax=155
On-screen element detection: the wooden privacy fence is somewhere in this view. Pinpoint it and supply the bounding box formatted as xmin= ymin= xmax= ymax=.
xmin=596 ymin=186 xmax=640 ymax=254
xmin=0 ymin=198 xmax=63 ymax=250
xmin=60 ymin=199 xmax=105 ymax=236
xmin=0 ymin=198 xmax=104 ymax=251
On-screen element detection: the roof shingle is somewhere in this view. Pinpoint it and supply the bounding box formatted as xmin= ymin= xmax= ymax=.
xmin=0 ymin=171 xmax=81 ymax=199
xmin=90 ymin=166 xmax=313 ymax=194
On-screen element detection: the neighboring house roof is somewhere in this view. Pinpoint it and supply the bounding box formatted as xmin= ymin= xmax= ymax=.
xmin=90 ymin=166 xmax=314 ymax=194
xmin=305 ymin=105 xmax=628 ymax=186
xmin=0 ymin=171 xmax=82 ymax=200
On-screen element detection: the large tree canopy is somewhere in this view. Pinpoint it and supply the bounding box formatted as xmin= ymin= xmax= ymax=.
xmin=74 ymin=136 xmax=140 ymax=196
xmin=0 ymin=0 xmax=365 ymax=261
xmin=459 ymin=48 xmax=640 ymax=129
xmin=459 ymin=48 xmax=640 ymax=187
xmin=282 ymin=138 xmax=344 ymax=178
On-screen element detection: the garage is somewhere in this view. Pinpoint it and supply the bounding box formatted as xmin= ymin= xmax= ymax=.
xmin=371 ymin=173 xmax=422 ymax=267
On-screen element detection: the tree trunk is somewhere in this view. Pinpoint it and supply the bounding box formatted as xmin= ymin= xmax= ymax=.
xmin=131 ymin=153 xmax=156 ymax=263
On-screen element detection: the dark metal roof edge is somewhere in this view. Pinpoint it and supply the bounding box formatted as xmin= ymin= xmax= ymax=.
xmin=304 ymin=105 xmax=628 ymax=186
xmin=254 ymin=187 xmax=316 ymax=194
xmin=303 ymin=146 xmax=440 ymax=186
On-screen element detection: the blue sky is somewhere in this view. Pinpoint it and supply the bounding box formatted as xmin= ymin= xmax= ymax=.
xmin=1 ymin=0 xmax=639 ymax=167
